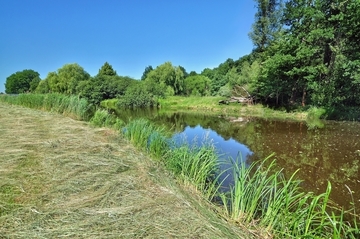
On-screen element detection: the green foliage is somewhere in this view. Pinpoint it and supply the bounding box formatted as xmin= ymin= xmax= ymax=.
xmin=184 ymin=75 xmax=211 ymax=96
xmin=97 ymin=62 xmax=117 ymax=76
xmin=46 ymin=63 xmax=90 ymax=95
xmin=35 ymin=79 xmax=50 ymax=93
xmin=141 ymin=65 xmax=153 ymax=81
xmin=249 ymin=0 xmax=283 ymax=52
xmin=228 ymin=60 xmax=260 ymax=96
xmin=124 ymin=119 xmax=168 ymax=159
xmin=218 ymin=84 xmax=232 ymax=97
xmin=165 ymin=140 xmax=220 ymax=199
xmin=0 ymin=93 xmax=93 ymax=120
xmin=145 ymin=62 xmax=185 ymax=95
xmin=77 ymin=75 xmax=135 ymax=105
xmin=118 ymin=81 xmax=158 ymax=108
xmin=90 ymin=109 xmax=124 ymax=130
xmin=251 ymin=0 xmax=360 ymax=111
xmin=5 ymin=69 xmax=40 ymax=94
xmin=220 ymin=157 xmax=359 ymax=238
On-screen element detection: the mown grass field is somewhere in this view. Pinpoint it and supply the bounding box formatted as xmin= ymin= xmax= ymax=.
xmin=0 ymin=103 xmax=249 ymax=239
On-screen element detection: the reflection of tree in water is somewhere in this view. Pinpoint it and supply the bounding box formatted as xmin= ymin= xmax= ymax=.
xmin=239 ymin=119 xmax=360 ymax=210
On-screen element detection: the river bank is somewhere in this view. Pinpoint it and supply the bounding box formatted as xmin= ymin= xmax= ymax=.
xmin=102 ymin=96 xmax=309 ymax=121
xmin=0 ymin=103 xmax=248 ymax=238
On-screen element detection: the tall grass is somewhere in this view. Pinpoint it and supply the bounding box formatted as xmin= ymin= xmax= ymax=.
xmin=165 ymin=141 xmax=220 ymax=200
xmin=219 ymin=157 xmax=359 ymax=238
xmin=0 ymin=93 xmax=93 ymax=120
xmin=122 ymin=119 xmax=220 ymax=199
xmin=123 ymin=118 xmax=168 ymax=159
xmin=90 ymin=109 xmax=124 ymax=130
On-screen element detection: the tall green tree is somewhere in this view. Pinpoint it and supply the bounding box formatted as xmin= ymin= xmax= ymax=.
xmin=5 ymin=69 xmax=40 ymax=94
xmin=145 ymin=62 xmax=185 ymax=95
xmin=47 ymin=63 xmax=90 ymax=94
xmin=228 ymin=60 xmax=260 ymax=96
xmin=249 ymin=0 xmax=283 ymax=52
xmin=141 ymin=65 xmax=153 ymax=81
xmin=77 ymin=75 xmax=135 ymax=105
xmin=184 ymin=75 xmax=211 ymax=96
xmin=98 ymin=62 xmax=117 ymax=76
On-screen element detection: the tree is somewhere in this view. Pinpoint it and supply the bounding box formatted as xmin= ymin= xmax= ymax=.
xmin=228 ymin=60 xmax=260 ymax=96
xmin=35 ymin=79 xmax=50 ymax=93
xmin=119 ymin=81 xmax=158 ymax=108
xmin=77 ymin=75 xmax=135 ymax=105
xmin=249 ymin=0 xmax=283 ymax=52
xmin=98 ymin=62 xmax=117 ymax=76
xmin=145 ymin=62 xmax=185 ymax=95
xmin=184 ymin=75 xmax=211 ymax=96
xmin=141 ymin=65 xmax=153 ymax=81
xmin=5 ymin=69 xmax=40 ymax=94
xmin=47 ymin=63 xmax=90 ymax=94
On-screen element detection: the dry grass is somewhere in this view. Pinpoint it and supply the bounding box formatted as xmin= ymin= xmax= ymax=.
xmin=0 ymin=103 xmax=249 ymax=239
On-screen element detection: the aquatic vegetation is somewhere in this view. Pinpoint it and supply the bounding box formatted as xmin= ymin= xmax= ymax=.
xmin=0 ymin=93 xmax=93 ymax=120
xmin=219 ymin=157 xmax=359 ymax=238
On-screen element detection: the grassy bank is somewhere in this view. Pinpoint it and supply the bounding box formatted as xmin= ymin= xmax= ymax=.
xmin=102 ymin=96 xmax=308 ymax=121
xmin=1 ymin=94 xmax=359 ymax=238
xmin=0 ymin=102 xmax=248 ymax=238
xmin=158 ymin=96 xmax=308 ymax=121
xmin=121 ymin=118 xmax=359 ymax=238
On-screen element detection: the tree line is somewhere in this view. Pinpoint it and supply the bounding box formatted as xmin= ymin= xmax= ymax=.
xmin=4 ymin=0 xmax=360 ymax=116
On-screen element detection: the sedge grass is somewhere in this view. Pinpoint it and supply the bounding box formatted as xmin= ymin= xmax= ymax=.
xmin=90 ymin=109 xmax=125 ymax=130
xmin=123 ymin=118 xmax=169 ymax=160
xmin=219 ymin=156 xmax=359 ymax=238
xmin=164 ymin=141 xmax=221 ymax=200
xmin=0 ymin=93 xmax=93 ymax=120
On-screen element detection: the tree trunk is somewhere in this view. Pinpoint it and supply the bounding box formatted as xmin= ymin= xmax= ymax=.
xmin=302 ymin=88 xmax=306 ymax=107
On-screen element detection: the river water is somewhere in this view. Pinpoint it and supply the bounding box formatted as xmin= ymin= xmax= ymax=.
xmin=114 ymin=108 xmax=360 ymax=210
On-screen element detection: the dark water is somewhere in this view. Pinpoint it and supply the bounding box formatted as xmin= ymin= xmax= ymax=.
xmin=114 ymin=108 xmax=360 ymax=210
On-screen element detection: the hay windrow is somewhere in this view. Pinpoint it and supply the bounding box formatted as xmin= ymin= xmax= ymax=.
xmin=0 ymin=103 xmax=249 ymax=238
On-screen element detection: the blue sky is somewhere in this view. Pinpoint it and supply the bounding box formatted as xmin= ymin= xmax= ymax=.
xmin=0 ymin=0 xmax=257 ymax=93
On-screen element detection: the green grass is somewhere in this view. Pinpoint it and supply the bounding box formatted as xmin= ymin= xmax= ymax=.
xmin=0 ymin=93 xmax=93 ymax=120
xmin=219 ymin=157 xmax=359 ymax=238
xmin=123 ymin=118 xmax=169 ymax=160
xmin=90 ymin=109 xmax=124 ymax=130
xmin=157 ymin=96 xmax=309 ymax=120
xmin=164 ymin=140 xmax=221 ymax=200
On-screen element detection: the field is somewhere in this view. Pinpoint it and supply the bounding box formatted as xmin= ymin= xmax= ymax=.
xmin=0 ymin=103 xmax=248 ymax=238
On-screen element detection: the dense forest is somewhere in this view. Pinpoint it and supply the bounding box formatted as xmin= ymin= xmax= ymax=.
xmin=4 ymin=0 xmax=360 ymax=118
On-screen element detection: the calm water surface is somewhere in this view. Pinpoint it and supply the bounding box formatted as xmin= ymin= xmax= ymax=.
xmin=115 ymin=108 xmax=360 ymax=210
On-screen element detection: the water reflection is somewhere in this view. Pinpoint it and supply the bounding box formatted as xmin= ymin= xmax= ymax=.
xmin=173 ymin=125 xmax=253 ymax=161
xmin=114 ymin=108 xmax=360 ymax=210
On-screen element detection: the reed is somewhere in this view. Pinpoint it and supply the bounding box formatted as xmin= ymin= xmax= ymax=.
xmin=0 ymin=93 xmax=93 ymax=120
xmin=219 ymin=157 xmax=359 ymax=238
xmin=123 ymin=119 xmax=169 ymax=159
xmin=90 ymin=109 xmax=124 ymax=130
xmin=165 ymin=140 xmax=220 ymax=200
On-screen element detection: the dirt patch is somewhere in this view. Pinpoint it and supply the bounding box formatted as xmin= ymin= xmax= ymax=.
xmin=0 ymin=103 xmax=249 ymax=238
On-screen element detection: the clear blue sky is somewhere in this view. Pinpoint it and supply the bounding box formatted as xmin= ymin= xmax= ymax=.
xmin=0 ymin=0 xmax=257 ymax=93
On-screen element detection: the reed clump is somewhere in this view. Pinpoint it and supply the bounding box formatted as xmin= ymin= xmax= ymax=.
xmin=219 ymin=157 xmax=359 ymax=238
xmin=0 ymin=93 xmax=93 ymax=120
xmin=90 ymin=109 xmax=124 ymax=130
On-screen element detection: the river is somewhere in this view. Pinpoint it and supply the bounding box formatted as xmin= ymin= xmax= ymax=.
xmin=114 ymin=108 xmax=360 ymax=211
